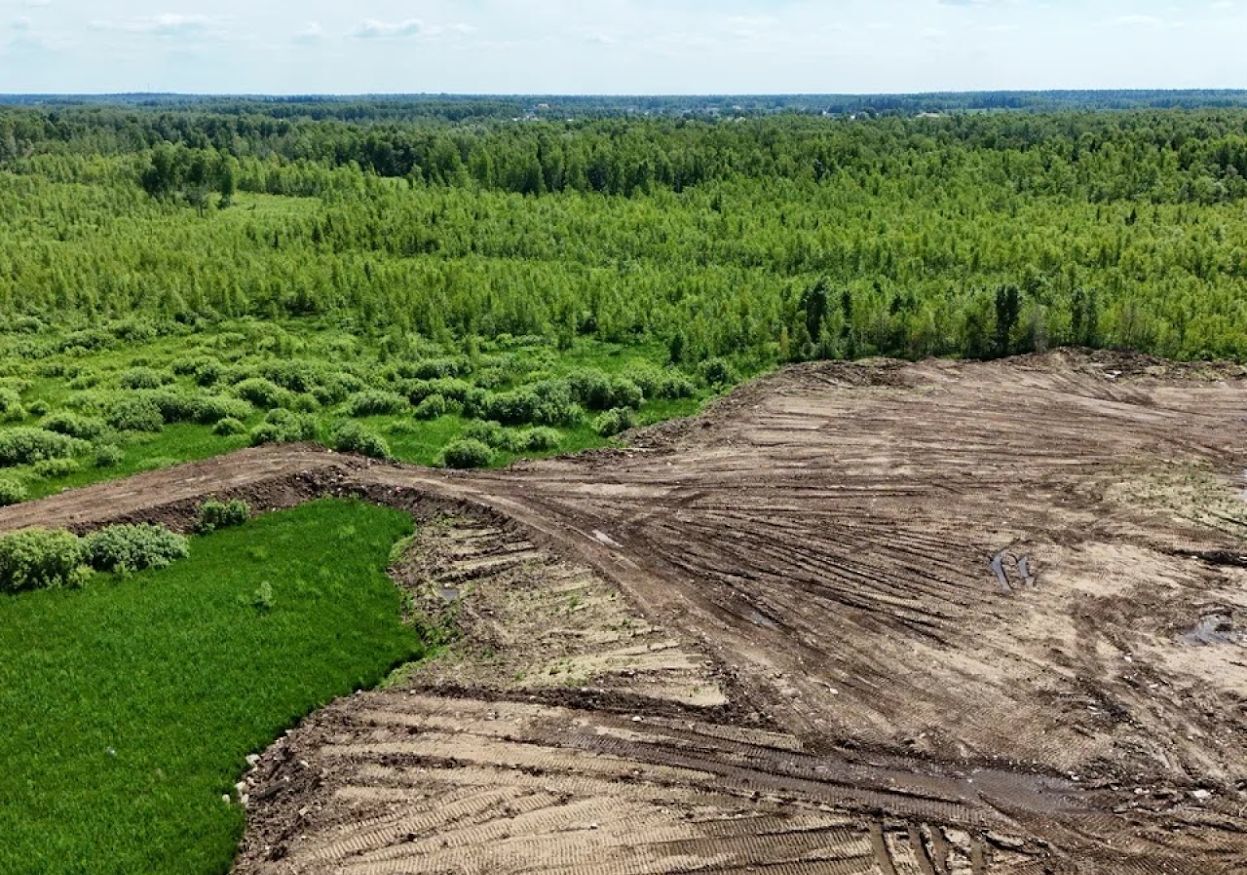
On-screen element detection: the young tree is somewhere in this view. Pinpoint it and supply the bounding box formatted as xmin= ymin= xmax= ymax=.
xmin=994 ymin=285 xmax=1021 ymax=358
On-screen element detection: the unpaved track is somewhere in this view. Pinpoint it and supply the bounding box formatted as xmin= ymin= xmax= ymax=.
xmin=5 ymin=351 xmax=1247 ymax=873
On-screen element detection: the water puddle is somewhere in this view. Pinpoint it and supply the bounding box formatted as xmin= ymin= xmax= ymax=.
xmin=1182 ymin=612 xmax=1242 ymax=646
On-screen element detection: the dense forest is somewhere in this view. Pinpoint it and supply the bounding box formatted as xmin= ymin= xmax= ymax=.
xmin=0 ymin=96 xmax=1244 ymax=493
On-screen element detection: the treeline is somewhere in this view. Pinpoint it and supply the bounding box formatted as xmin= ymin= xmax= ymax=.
xmin=4 ymin=108 xmax=1247 ymax=202
xmin=0 ymin=106 xmax=1245 ymax=364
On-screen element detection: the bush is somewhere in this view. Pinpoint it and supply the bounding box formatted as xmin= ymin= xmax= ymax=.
xmin=394 ymin=357 xmax=470 ymax=380
xmin=258 ymin=360 xmax=325 ymax=394
xmin=31 ymin=457 xmax=81 ymax=479
xmin=413 ymin=393 xmax=449 ymax=420
xmin=625 ymin=365 xmax=696 ymax=400
xmin=106 ymin=396 xmax=164 ymax=432
xmin=0 ymin=477 xmax=26 ymax=507
xmin=212 ymin=417 xmax=247 ymax=436
xmin=440 ymin=438 xmax=494 ymax=469
xmin=566 ymin=369 xmax=644 ymax=411
xmin=699 ymin=358 xmax=737 ymax=387
xmin=463 ymin=419 xmax=510 ymax=448
xmin=248 ymin=409 xmax=316 ymax=446
xmin=232 ymin=378 xmax=292 ymax=410
xmin=117 ymin=367 xmax=174 ymax=390
xmin=594 ymin=407 xmax=637 ymax=437
xmin=93 ymin=444 xmax=124 ymax=468
xmin=0 ymin=388 xmax=25 ymax=423
xmin=41 ymin=412 xmax=106 ymax=440
xmin=330 ymin=422 xmax=391 ymax=459
xmin=142 ymin=390 xmax=253 ymax=426
xmin=0 ymin=529 xmax=91 ymax=592
xmin=67 ymin=372 xmax=100 ymax=390
xmin=0 ymin=428 xmax=87 ymax=467
xmin=344 ymin=390 xmax=408 ymax=417
xmin=81 ymin=524 xmax=189 ymax=574
xmin=511 ymin=427 xmax=561 ymax=452
xmin=196 ymin=499 xmax=250 ymax=533
xmin=26 ymin=400 xmax=49 ymax=417
xmin=311 ymin=372 xmax=364 ymax=406
xmin=481 ymin=380 xmax=581 ymax=426
xmin=405 ymin=377 xmax=475 ymax=405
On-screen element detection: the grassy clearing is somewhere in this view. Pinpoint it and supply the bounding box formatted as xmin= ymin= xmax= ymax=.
xmin=0 ymin=499 xmax=422 ymax=875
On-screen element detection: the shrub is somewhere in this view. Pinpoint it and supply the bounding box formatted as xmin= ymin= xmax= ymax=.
xmin=106 ymin=396 xmax=164 ymax=432
xmin=67 ymin=372 xmax=100 ymax=390
xmin=594 ymin=407 xmax=637 ymax=437
xmin=565 ymin=368 xmax=611 ymax=408
xmin=394 ymin=358 xmax=469 ymax=380
xmin=117 ymin=367 xmax=174 ymax=390
xmin=413 ymin=393 xmax=449 ymax=420
xmin=0 ymin=477 xmax=26 ymax=507
xmin=248 ymin=409 xmax=316 ymax=446
xmin=330 ymin=422 xmax=391 ymax=459
xmin=93 ymin=444 xmax=124 ymax=468
xmin=405 ymin=377 xmax=475 ymax=405
xmin=196 ymin=499 xmax=250 ymax=533
xmin=481 ymin=380 xmax=580 ymax=426
xmin=699 ymin=358 xmax=737 ymax=387
xmin=258 ymin=360 xmax=325 ymax=394
xmin=81 ymin=524 xmax=189 ymax=574
xmin=625 ymin=365 xmax=696 ymax=400
xmin=26 ymin=400 xmax=49 ymax=418
xmin=344 ymin=390 xmax=408 ymax=417
xmin=41 ymin=412 xmax=106 ymax=440
xmin=143 ymin=390 xmax=252 ymax=426
xmin=311 ymin=372 xmax=364 ymax=406
xmin=440 ymin=438 xmax=494 ymax=469
xmin=187 ymin=358 xmax=225 ymax=386
xmin=463 ymin=419 xmax=510 ymax=448
xmin=233 ymin=378 xmax=292 ymax=410
xmin=172 ymin=355 xmax=216 ymax=377
xmin=0 ymin=428 xmax=87 ymax=467
xmin=31 ymin=457 xmax=81 ymax=479
xmin=0 ymin=388 xmax=25 ymax=422
xmin=511 ymin=427 xmax=561 ymax=452
xmin=212 ymin=417 xmax=247 ymax=436
xmin=566 ymin=370 xmax=643 ymax=411
xmin=0 ymin=529 xmax=91 ymax=592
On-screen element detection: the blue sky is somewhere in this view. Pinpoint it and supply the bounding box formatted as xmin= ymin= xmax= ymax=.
xmin=2 ymin=1 xmax=1243 ymax=94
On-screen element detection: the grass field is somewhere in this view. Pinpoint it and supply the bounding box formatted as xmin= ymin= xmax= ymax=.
xmin=0 ymin=499 xmax=423 ymax=875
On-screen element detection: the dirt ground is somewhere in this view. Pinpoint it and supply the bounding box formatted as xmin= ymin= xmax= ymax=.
xmin=5 ymin=350 xmax=1247 ymax=873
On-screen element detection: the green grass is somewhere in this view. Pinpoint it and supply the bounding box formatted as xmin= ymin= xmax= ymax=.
xmin=0 ymin=499 xmax=423 ymax=875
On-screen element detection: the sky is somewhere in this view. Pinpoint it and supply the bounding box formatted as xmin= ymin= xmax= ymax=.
xmin=1 ymin=1 xmax=1244 ymax=95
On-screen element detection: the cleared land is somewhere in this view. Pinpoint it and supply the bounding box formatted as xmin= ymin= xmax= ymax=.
xmin=3 ymin=350 xmax=1246 ymax=874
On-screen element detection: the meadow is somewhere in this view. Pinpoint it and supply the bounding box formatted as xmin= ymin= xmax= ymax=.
xmin=0 ymin=499 xmax=421 ymax=874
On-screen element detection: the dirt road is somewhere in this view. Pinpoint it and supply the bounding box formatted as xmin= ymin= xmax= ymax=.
xmin=5 ymin=350 xmax=1246 ymax=873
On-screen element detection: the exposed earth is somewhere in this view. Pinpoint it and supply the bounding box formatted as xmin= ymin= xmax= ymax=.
xmin=4 ymin=350 xmax=1247 ymax=874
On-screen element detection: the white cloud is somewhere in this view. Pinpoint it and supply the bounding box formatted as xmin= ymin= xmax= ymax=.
xmin=353 ymin=18 xmax=425 ymax=39
xmin=294 ymin=21 xmax=323 ymax=43
xmin=13 ymin=16 xmax=32 ymax=31
xmin=352 ymin=18 xmax=475 ymax=39
xmin=1113 ymin=14 xmax=1165 ymax=27
xmin=91 ymin=14 xmax=224 ymax=38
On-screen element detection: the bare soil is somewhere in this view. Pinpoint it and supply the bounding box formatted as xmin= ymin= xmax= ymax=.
xmin=5 ymin=350 xmax=1247 ymax=873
